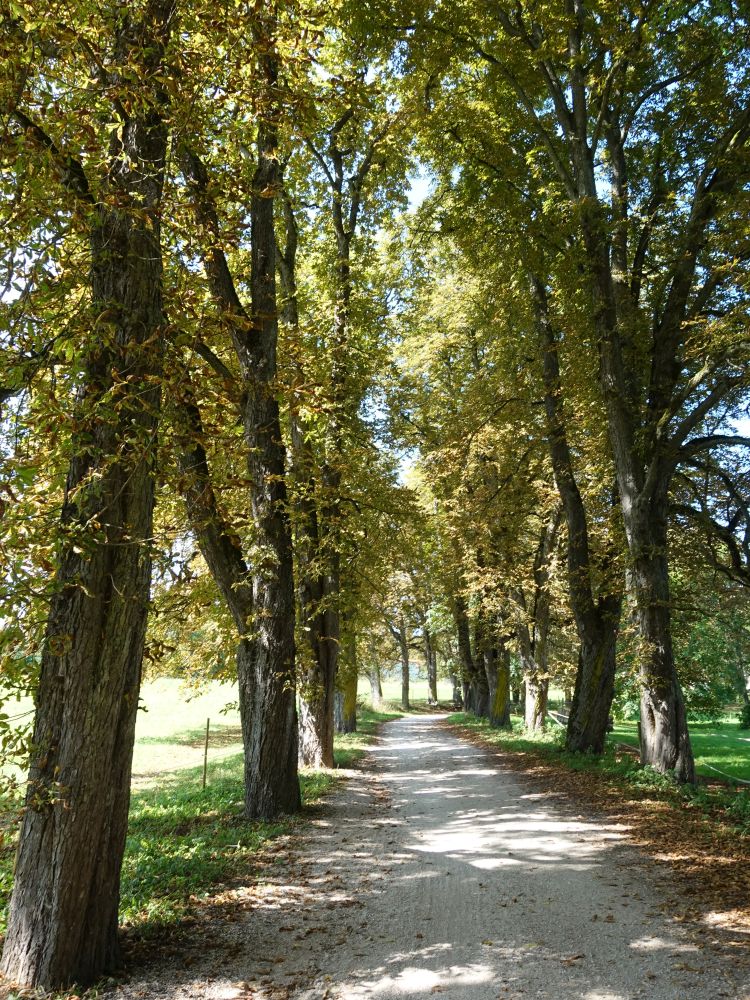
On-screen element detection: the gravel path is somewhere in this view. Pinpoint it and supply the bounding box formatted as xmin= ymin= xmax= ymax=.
xmin=112 ymin=715 xmax=749 ymax=1000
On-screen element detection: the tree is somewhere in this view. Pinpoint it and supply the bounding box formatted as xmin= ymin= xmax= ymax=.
xmin=0 ymin=1 xmax=175 ymax=986
xmin=377 ymin=0 xmax=750 ymax=778
xmin=175 ymin=7 xmax=301 ymax=817
xmin=278 ymin=43 xmax=410 ymax=766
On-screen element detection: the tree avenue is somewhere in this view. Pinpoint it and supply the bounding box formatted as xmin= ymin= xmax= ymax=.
xmin=0 ymin=0 xmax=749 ymax=992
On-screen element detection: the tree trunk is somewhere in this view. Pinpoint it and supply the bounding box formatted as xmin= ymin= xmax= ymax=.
xmin=368 ymin=665 xmax=382 ymax=708
xmin=454 ymin=596 xmax=488 ymax=716
xmin=518 ymin=623 xmax=548 ymax=733
xmin=451 ymin=672 xmax=463 ymax=708
xmin=630 ymin=500 xmax=695 ymax=780
xmin=532 ymin=276 xmax=622 ymax=754
xmin=239 ymin=66 xmax=301 ymax=815
xmin=398 ymin=619 xmax=410 ymax=711
xmin=336 ymin=629 xmax=358 ymax=734
xmin=277 ymin=184 xmax=337 ymax=770
xmin=297 ymin=598 xmax=337 ymax=767
xmin=486 ymin=645 xmax=512 ymax=729
xmin=1 ymin=8 xmax=172 ymax=984
xmin=178 ymin=41 xmax=301 ymax=816
xmin=424 ymin=626 xmax=438 ymax=703
xmin=575 ymin=195 xmax=695 ymax=780
xmin=524 ymin=676 xmax=548 ymax=731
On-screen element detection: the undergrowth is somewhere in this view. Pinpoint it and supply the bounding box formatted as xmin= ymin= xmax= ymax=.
xmin=0 ymin=705 xmax=397 ymax=949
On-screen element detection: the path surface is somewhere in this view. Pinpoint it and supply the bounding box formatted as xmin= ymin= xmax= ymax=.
xmin=113 ymin=715 xmax=749 ymax=1000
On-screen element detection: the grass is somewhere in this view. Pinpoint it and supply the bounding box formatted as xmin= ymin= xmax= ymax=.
xmin=0 ymin=680 xmax=397 ymax=949
xmin=121 ymin=751 xmax=312 ymax=935
xmin=611 ymin=717 xmax=750 ymax=783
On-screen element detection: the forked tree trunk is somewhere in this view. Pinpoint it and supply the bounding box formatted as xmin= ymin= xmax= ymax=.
xmin=240 ymin=73 xmax=300 ymax=815
xmin=179 ymin=35 xmax=301 ymax=815
xmin=576 ymin=196 xmax=695 ymax=780
xmin=277 ymin=186 xmax=337 ymax=769
xmin=1 ymin=9 xmax=172 ymax=984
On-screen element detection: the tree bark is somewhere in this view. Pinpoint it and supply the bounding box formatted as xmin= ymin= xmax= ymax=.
xmin=631 ymin=498 xmax=694 ymax=777
xmin=179 ymin=27 xmax=301 ymax=814
xmin=335 ymin=628 xmax=358 ymax=734
xmin=240 ymin=54 xmax=300 ymax=814
xmin=454 ymin=596 xmax=488 ymax=716
xmin=486 ymin=644 xmax=512 ymax=729
xmin=1 ymin=6 xmax=173 ymax=986
xmin=277 ymin=187 xmax=337 ymax=769
xmin=368 ymin=663 xmax=383 ymax=708
xmin=532 ymin=277 xmax=622 ymax=753
xmin=397 ymin=619 xmax=411 ymax=711
xmin=424 ymin=625 xmax=438 ymax=703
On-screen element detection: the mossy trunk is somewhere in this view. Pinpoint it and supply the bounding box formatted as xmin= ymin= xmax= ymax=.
xmin=488 ymin=647 xmax=512 ymax=729
xmin=335 ymin=630 xmax=358 ymax=734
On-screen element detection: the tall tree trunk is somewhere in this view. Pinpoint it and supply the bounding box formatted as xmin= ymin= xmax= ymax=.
xmin=179 ymin=30 xmax=301 ymax=814
xmin=424 ymin=625 xmax=438 ymax=702
xmin=577 ymin=194 xmax=695 ymax=781
xmin=532 ymin=276 xmax=623 ymax=753
xmin=277 ymin=187 xmax=336 ymax=769
xmin=240 ymin=55 xmax=300 ymax=814
xmin=335 ymin=628 xmax=358 ymax=734
xmin=397 ymin=618 xmax=410 ymax=711
xmin=1 ymin=6 xmax=172 ymax=985
xmin=486 ymin=644 xmax=512 ymax=729
xmin=631 ymin=497 xmax=694 ymax=778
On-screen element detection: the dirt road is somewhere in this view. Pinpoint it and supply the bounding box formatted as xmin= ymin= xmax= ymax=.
xmin=114 ymin=715 xmax=749 ymax=1000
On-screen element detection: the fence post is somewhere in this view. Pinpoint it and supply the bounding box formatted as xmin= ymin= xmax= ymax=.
xmin=202 ymin=717 xmax=210 ymax=789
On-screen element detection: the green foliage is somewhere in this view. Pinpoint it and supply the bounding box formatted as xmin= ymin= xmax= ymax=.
xmin=0 ymin=698 xmax=394 ymax=940
xmin=121 ymin=754 xmax=291 ymax=933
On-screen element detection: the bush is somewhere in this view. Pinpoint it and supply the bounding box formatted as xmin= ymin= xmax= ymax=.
xmin=739 ymin=703 xmax=750 ymax=730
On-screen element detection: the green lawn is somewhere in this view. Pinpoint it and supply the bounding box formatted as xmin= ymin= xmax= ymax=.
xmin=0 ymin=679 xmax=395 ymax=944
xmin=363 ymin=674 xmax=455 ymax=708
xmin=610 ymin=718 xmax=750 ymax=784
